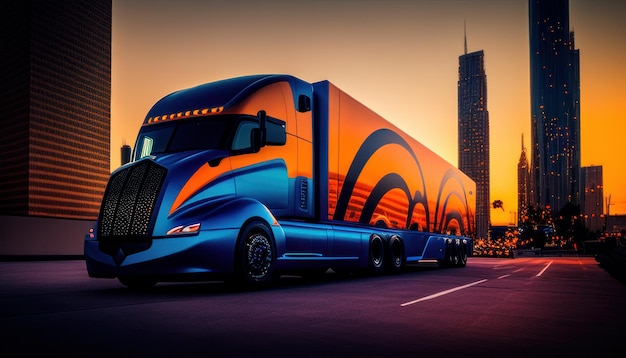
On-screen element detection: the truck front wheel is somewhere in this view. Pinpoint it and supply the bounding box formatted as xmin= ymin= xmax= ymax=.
xmin=236 ymin=221 xmax=276 ymax=287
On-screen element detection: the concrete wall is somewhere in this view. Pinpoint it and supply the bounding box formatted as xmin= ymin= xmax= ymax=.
xmin=0 ymin=215 xmax=95 ymax=256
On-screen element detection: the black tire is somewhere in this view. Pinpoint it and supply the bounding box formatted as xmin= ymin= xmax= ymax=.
xmin=369 ymin=234 xmax=385 ymax=274
xmin=450 ymin=239 xmax=460 ymax=267
xmin=457 ymin=240 xmax=468 ymax=267
xmin=386 ymin=235 xmax=405 ymax=273
xmin=118 ymin=276 xmax=157 ymax=290
xmin=235 ymin=221 xmax=275 ymax=287
xmin=439 ymin=239 xmax=456 ymax=268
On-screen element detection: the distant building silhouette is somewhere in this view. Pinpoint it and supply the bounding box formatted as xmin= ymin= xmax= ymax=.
xmin=121 ymin=144 xmax=132 ymax=166
xmin=517 ymin=134 xmax=531 ymax=226
xmin=581 ymin=166 xmax=603 ymax=232
xmin=0 ymin=0 xmax=112 ymax=220
xmin=529 ymin=0 xmax=581 ymax=214
xmin=458 ymin=31 xmax=490 ymax=239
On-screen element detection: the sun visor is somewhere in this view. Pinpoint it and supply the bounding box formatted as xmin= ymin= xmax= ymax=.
xmin=142 ymin=74 xmax=305 ymax=125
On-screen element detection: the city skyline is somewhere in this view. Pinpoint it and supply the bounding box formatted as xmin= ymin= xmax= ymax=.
xmin=111 ymin=0 xmax=626 ymax=225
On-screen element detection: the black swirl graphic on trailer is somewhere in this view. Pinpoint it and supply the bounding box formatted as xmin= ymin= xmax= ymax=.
xmin=434 ymin=168 xmax=473 ymax=234
xmin=360 ymin=173 xmax=410 ymax=226
xmin=333 ymin=129 xmax=431 ymax=231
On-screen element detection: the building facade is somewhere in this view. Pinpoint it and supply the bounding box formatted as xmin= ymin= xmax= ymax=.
xmin=458 ymin=46 xmax=490 ymax=239
xmin=581 ymin=166 xmax=604 ymax=232
xmin=529 ymin=0 xmax=581 ymax=214
xmin=0 ymin=0 xmax=112 ymax=220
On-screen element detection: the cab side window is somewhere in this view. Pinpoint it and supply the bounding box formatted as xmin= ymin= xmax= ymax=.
xmin=231 ymin=121 xmax=257 ymax=151
xmin=231 ymin=117 xmax=286 ymax=152
xmin=266 ymin=120 xmax=286 ymax=145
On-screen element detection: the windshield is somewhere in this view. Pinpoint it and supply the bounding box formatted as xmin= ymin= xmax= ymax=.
xmin=133 ymin=114 xmax=285 ymax=161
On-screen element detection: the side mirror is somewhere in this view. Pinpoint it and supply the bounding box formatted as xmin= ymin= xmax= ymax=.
xmin=250 ymin=128 xmax=262 ymax=153
xmin=257 ymin=110 xmax=267 ymax=147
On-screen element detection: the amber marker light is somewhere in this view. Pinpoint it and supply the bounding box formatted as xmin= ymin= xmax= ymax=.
xmin=146 ymin=106 xmax=224 ymax=124
xmin=85 ymin=227 xmax=96 ymax=241
xmin=166 ymin=223 xmax=201 ymax=236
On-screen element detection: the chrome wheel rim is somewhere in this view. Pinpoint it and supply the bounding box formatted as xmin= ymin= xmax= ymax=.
xmin=246 ymin=233 xmax=272 ymax=280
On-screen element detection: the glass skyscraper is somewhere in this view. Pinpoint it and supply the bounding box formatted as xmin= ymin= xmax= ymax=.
xmin=458 ymin=45 xmax=490 ymax=240
xmin=0 ymin=0 xmax=112 ymax=220
xmin=518 ymin=134 xmax=531 ymax=226
xmin=529 ymin=0 xmax=581 ymax=214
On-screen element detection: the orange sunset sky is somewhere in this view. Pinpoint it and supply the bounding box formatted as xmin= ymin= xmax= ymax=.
xmin=110 ymin=0 xmax=626 ymax=226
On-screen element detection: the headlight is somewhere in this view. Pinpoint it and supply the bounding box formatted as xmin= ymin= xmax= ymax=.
xmin=166 ymin=223 xmax=201 ymax=235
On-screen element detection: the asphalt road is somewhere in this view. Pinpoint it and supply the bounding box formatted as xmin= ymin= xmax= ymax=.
xmin=1 ymin=256 xmax=625 ymax=357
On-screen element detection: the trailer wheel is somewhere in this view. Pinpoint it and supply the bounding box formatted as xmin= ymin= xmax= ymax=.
xmin=440 ymin=239 xmax=457 ymax=268
xmin=450 ymin=239 xmax=460 ymax=266
xmin=457 ymin=240 xmax=468 ymax=267
xmin=369 ymin=234 xmax=385 ymax=274
xmin=236 ymin=221 xmax=275 ymax=287
xmin=386 ymin=235 xmax=405 ymax=273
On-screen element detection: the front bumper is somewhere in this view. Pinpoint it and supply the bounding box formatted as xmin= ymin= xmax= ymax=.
xmin=84 ymin=228 xmax=239 ymax=281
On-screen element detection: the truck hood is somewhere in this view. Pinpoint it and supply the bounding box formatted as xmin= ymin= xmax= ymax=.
xmin=152 ymin=149 xmax=230 ymax=170
xmin=150 ymin=149 xmax=235 ymax=219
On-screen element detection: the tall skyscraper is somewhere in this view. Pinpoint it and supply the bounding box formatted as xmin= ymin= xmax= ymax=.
xmin=121 ymin=144 xmax=132 ymax=166
xmin=529 ymin=0 xmax=581 ymax=214
xmin=0 ymin=0 xmax=112 ymax=220
xmin=458 ymin=34 xmax=490 ymax=239
xmin=581 ymin=166 xmax=603 ymax=232
xmin=517 ymin=134 xmax=531 ymax=225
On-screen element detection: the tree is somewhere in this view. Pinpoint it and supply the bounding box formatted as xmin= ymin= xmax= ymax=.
xmin=554 ymin=203 xmax=587 ymax=248
xmin=492 ymin=200 xmax=504 ymax=211
xmin=518 ymin=205 xmax=553 ymax=248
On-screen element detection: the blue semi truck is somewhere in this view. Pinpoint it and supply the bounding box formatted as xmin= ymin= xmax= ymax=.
xmin=85 ymin=74 xmax=475 ymax=288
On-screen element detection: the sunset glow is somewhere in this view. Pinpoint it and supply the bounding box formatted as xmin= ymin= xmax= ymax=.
xmin=111 ymin=0 xmax=626 ymax=225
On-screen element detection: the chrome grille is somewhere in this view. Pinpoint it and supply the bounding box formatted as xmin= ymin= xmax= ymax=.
xmin=98 ymin=160 xmax=166 ymax=240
